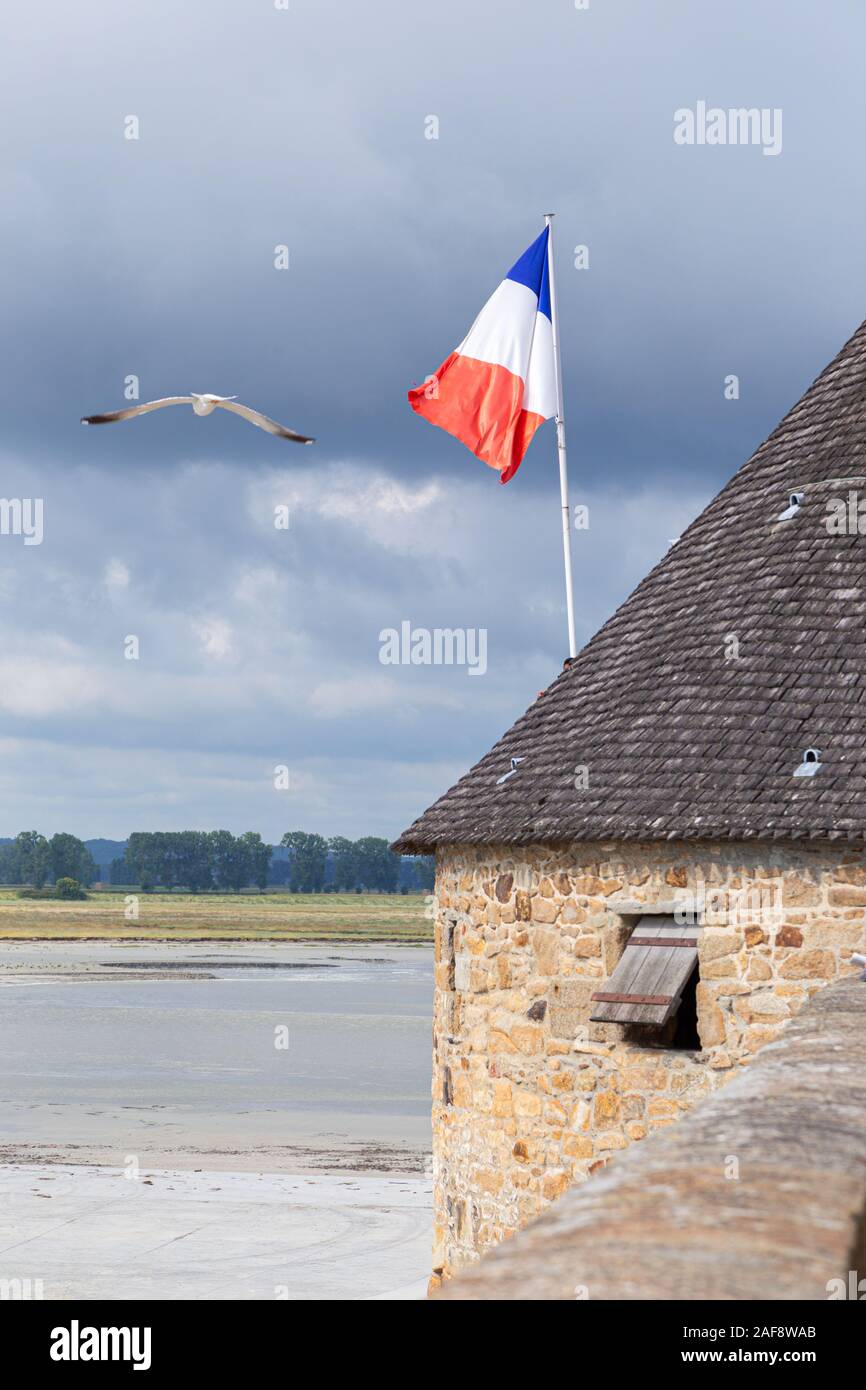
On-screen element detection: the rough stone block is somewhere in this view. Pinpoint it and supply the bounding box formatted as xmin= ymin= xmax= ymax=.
xmin=779 ymin=948 xmax=835 ymax=979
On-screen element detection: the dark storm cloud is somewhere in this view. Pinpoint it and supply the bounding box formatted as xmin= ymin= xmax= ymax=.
xmin=1 ymin=0 xmax=865 ymax=835
xmin=3 ymin=0 xmax=865 ymax=481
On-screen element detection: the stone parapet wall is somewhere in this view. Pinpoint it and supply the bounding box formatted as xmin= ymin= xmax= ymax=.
xmin=431 ymin=840 xmax=866 ymax=1279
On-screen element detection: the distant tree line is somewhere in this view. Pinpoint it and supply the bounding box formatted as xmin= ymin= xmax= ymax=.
xmin=118 ymin=831 xmax=272 ymax=892
xmin=0 ymin=828 xmax=434 ymax=895
xmin=280 ymin=833 xmax=433 ymax=894
xmin=0 ymin=831 xmax=96 ymax=888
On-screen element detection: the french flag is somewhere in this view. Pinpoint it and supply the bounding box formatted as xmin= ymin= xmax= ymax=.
xmin=408 ymin=228 xmax=557 ymax=484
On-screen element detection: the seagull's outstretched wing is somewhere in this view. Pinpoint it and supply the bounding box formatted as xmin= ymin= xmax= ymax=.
xmin=81 ymin=397 xmax=193 ymax=425
xmin=216 ymin=398 xmax=315 ymax=443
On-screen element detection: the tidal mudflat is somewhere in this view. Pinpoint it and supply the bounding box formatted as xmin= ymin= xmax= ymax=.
xmin=0 ymin=942 xmax=433 ymax=1298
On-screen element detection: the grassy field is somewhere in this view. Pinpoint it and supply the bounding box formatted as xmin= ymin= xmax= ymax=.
xmin=0 ymin=890 xmax=432 ymax=943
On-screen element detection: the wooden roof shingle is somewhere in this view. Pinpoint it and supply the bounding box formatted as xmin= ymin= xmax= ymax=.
xmin=393 ymin=317 xmax=866 ymax=852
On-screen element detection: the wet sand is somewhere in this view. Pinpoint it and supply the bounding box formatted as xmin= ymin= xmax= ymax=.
xmin=0 ymin=941 xmax=432 ymax=1175
xmin=0 ymin=1163 xmax=431 ymax=1300
xmin=0 ymin=942 xmax=434 ymax=1297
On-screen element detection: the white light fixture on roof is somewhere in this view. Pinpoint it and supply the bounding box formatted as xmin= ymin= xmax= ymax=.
xmin=496 ymin=757 xmax=524 ymax=786
xmin=777 ymin=491 xmax=804 ymax=521
xmin=793 ymin=747 xmax=821 ymax=778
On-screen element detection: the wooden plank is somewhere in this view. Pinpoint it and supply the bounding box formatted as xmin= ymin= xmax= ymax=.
xmin=590 ymin=991 xmax=673 ymax=1006
xmin=628 ymin=937 xmax=698 ymax=948
xmin=606 ymin=914 xmax=682 ymax=1019
xmin=591 ymin=942 xmax=656 ymax=1023
xmin=648 ymin=949 xmax=697 ymax=1025
xmin=590 ymin=914 xmax=699 ymax=1025
xmin=591 ymin=915 xmax=677 ymax=1024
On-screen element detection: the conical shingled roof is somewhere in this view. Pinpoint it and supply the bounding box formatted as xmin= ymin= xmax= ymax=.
xmin=394 ymin=317 xmax=866 ymax=853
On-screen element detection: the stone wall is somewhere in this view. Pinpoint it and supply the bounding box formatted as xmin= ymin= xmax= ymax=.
xmin=431 ymin=839 xmax=866 ymax=1281
xmin=435 ymin=978 xmax=866 ymax=1301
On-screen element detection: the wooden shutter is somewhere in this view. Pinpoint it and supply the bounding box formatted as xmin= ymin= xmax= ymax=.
xmin=590 ymin=914 xmax=700 ymax=1025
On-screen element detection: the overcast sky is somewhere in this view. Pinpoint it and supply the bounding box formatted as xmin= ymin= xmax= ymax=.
xmin=1 ymin=0 xmax=865 ymax=842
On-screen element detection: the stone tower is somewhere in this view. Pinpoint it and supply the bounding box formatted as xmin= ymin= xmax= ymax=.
xmin=394 ymin=316 xmax=866 ymax=1282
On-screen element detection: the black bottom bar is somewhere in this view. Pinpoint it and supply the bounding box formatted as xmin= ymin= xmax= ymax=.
xmin=4 ymin=1297 xmax=859 ymax=1374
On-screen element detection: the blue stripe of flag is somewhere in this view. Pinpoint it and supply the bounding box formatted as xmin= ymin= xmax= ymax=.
xmin=505 ymin=227 xmax=551 ymax=322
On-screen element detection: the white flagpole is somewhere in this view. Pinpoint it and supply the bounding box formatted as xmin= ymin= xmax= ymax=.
xmin=544 ymin=213 xmax=577 ymax=659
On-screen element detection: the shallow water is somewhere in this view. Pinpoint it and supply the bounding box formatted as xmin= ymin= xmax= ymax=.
xmin=0 ymin=943 xmax=433 ymax=1171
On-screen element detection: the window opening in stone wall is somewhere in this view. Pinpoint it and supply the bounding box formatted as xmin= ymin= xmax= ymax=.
xmin=445 ymin=919 xmax=456 ymax=991
xmin=669 ymin=961 xmax=700 ymax=1048
xmin=629 ymin=960 xmax=700 ymax=1051
xmin=445 ymin=916 xmax=461 ymax=1035
xmin=590 ymin=913 xmax=702 ymax=1050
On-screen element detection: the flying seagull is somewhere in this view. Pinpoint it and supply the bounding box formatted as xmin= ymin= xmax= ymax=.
xmin=81 ymin=394 xmax=314 ymax=443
